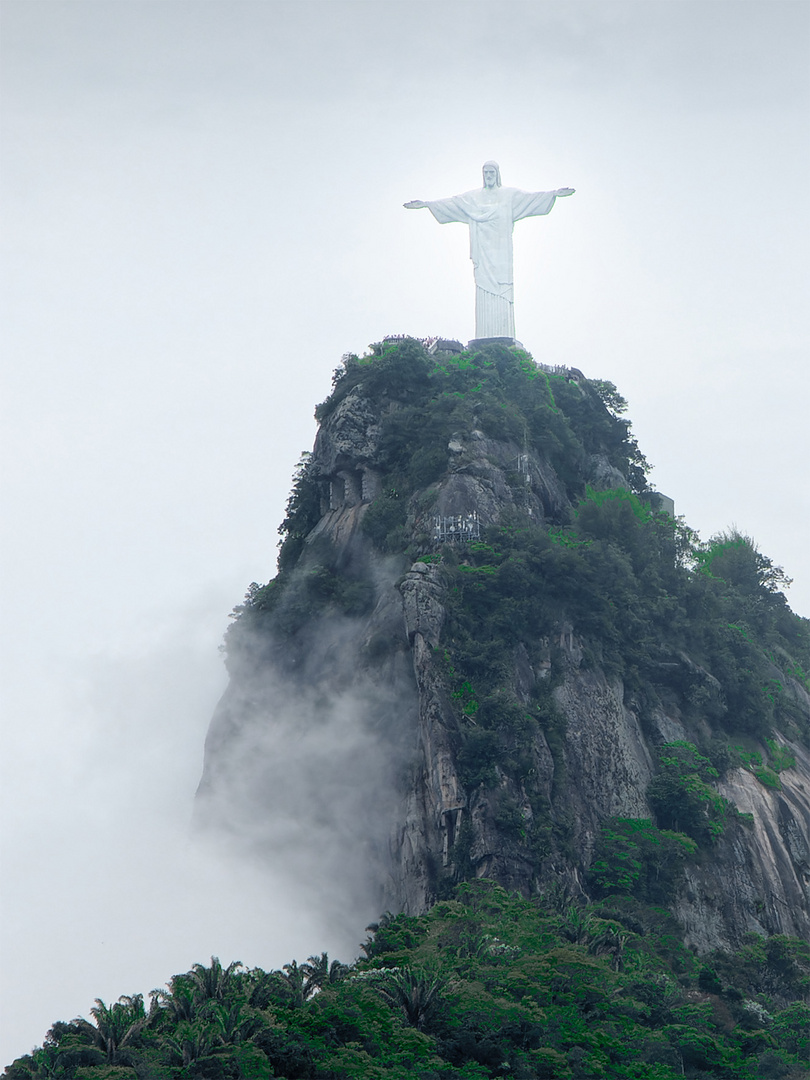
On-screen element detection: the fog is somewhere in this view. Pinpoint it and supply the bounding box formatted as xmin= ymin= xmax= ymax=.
xmin=0 ymin=584 xmax=369 ymax=1064
xmin=2 ymin=0 xmax=808 ymax=1065
xmin=197 ymin=592 xmax=420 ymax=919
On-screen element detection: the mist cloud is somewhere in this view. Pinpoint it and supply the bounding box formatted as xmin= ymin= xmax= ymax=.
xmin=0 ymin=590 xmax=374 ymax=1066
xmin=196 ymin=597 xmax=420 ymax=922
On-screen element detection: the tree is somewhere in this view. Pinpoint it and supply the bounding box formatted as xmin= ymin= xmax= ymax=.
xmin=301 ymin=952 xmax=349 ymax=998
xmin=210 ymin=1001 xmax=263 ymax=1046
xmin=189 ymin=956 xmax=243 ymax=1005
xmin=373 ymin=968 xmax=447 ymax=1031
xmin=163 ymin=1021 xmax=215 ymax=1069
xmin=647 ymin=742 xmax=737 ymax=846
xmin=76 ymin=994 xmax=147 ymax=1065
xmin=588 ymin=817 xmax=697 ymax=903
xmin=151 ymin=976 xmax=199 ymax=1025
xmin=696 ymin=530 xmax=792 ymax=598
xmin=279 ymin=960 xmax=307 ymax=1008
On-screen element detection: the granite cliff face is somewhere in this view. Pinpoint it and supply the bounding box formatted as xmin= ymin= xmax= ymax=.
xmin=197 ymin=340 xmax=810 ymax=951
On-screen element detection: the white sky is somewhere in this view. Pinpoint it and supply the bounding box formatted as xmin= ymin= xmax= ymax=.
xmin=1 ymin=0 xmax=808 ymax=1064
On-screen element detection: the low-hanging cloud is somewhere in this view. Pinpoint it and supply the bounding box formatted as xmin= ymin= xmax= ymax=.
xmin=195 ymin=588 xmax=421 ymax=927
xmin=1 ymin=586 xmax=397 ymax=1067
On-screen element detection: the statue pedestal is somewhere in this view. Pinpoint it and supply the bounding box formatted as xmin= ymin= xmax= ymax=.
xmin=468 ymin=337 xmax=524 ymax=350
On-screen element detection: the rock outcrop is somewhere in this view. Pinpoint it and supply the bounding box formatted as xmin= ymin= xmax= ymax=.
xmin=197 ymin=341 xmax=810 ymax=951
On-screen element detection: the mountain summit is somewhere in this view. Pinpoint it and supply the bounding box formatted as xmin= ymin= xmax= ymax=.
xmin=197 ymin=338 xmax=810 ymax=951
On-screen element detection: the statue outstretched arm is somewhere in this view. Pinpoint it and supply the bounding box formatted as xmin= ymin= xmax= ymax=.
xmin=511 ymin=187 xmax=575 ymax=221
xmin=407 ymin=194 xmax=476 ymax=225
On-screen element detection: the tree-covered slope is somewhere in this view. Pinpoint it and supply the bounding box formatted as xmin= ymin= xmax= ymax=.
xmin=6 ymin=882 xmax=809 ymax=1079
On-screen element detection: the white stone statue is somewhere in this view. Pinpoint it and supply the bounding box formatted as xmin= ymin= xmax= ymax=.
xmin=405 ymin=161 xmax=574 ymax=341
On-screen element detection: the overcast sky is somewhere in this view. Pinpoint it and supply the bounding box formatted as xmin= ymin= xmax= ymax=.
xmin=2 ymin=0 xmax=809 ymax=1065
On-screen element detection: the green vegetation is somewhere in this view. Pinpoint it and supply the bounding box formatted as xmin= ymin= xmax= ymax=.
xmin=587 ymin=818 xmax=697 ymax=903
xmin=695 ymin=531 xmax=794 ymax=598
xmin=646 ymin=743 xmax=745 ymax=845
xmin=728 ymin=739 xmax=797 ymax=792
xmin=307 ymin=339 xmax=646 ymax=563
xmin=433 ymin=507 xmax=807 ymax=886
xmin=8 ymin=883 xmax=809 ymax=1080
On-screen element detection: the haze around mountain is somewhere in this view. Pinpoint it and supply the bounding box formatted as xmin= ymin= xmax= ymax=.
xmin=1 ymin=0 xmax=808 ymax=1065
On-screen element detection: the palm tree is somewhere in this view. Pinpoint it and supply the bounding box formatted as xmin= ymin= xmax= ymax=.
xmin=453 ymin=929 xmax=492 ymax=963
xmin=189 ymin=956 xmax=244 ymax=1004
xmin=587 ymin=925 xmax=630 ymax=972
xmin=374 ymin=969 xmax=447 ymax=1031
xmin=364 ymin=912 xmax=396 ymax=935
xmin=151 ymin=978 xmax=198 ymax=1023
xmin=29 ymin=1044 xmax=62 ymax=1079
xmin=247 ymin=969 xmax=291 ymax=1010
xmin=77 ymin=994 xmax=148 ymax=1064
xmin=210 ymin=1001 xmax=263 ymax=1045
xmin=301 ymin=953 xmax=349 ymax=998
xmin=559 ymin=904 xmax=598 ymax=946
xmin=361 ymin=912 xmax=396 ymax=959
xmin=279 ymin=960 xmax=306 ymax=1008
xmin=164 ymin=1021 xmax=215 ymax=1068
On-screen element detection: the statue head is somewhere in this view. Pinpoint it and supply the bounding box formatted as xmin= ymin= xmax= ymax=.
xmin=482 ymin=161 xmax=501 ymax=188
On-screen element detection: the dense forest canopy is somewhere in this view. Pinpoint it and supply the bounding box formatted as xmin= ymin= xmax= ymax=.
xmin=6 ymin=881 xmax=809 ymax=1079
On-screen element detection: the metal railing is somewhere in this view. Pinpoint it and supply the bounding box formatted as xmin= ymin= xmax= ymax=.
xmin=432 ymin=512 xmax=481 ymax=543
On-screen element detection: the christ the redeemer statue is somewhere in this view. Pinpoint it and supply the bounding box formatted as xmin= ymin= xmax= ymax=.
xmin=405 ymin=161 xmax=574 ymax=342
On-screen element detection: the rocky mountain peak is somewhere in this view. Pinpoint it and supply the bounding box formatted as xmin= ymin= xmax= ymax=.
xmin=197 ymin=338 xmax=810 ymax=951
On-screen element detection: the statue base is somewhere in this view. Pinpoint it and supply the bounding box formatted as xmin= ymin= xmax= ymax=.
xmin=468 ymin=337 xmax=524 ymax=350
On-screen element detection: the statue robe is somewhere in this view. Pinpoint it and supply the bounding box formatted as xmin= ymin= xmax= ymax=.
xmin=426 ymin=186 xmax=558 ymax=339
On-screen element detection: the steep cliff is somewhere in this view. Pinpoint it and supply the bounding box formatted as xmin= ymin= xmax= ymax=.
xmin=197 ymin=339 xmax=810 ymax=951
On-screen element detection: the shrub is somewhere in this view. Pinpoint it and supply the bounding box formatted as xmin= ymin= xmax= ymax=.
xmin=588 ymin=817 xmax=697 ymax=903
xmin=361 ymin=491 xmax=407 ymax=551
xmin=647 ymin=743 xmax=740 ymax=845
